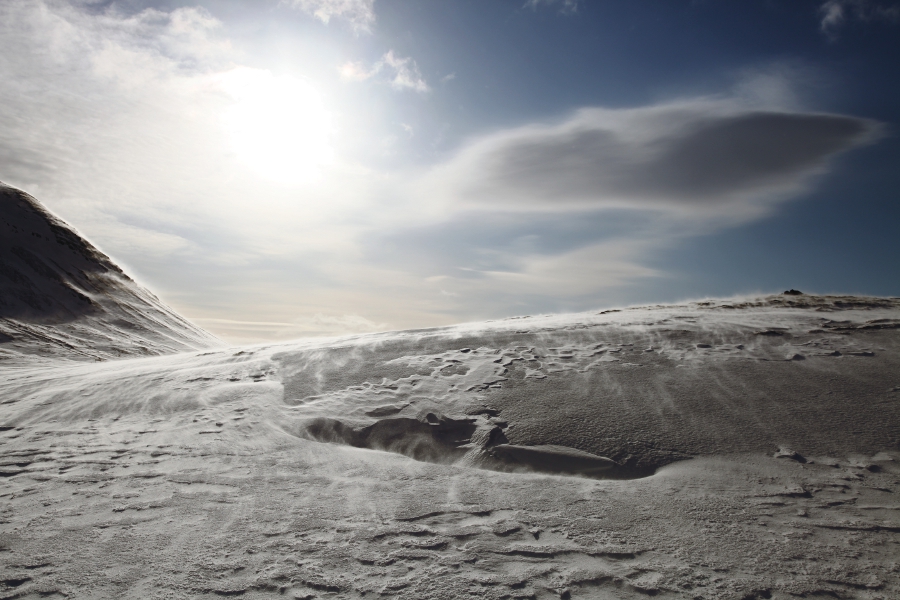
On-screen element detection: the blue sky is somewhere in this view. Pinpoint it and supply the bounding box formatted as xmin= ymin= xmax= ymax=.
xmin=0 ymin=0 xmax=897 ymax=342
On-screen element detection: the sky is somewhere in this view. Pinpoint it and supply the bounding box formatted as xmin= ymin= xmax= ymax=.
xmin=0 ymin=0 xmax=898 ymax=343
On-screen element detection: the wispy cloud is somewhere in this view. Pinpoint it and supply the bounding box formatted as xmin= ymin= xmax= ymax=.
xmin=819 ymin=0 xmax=900 ymax=39
xmin=364 ymin=216 xmax=669 ymax=317
xmin=525 ymin=0 xmax=580 ymax=16
xmin=0 ymin=1 xmax=233 ymax=189
xmin=339 ymin=50 xmax=430 ymax=92
xmin=382 ymin=51 xmax=430 ymax=92
xmin=730 ymin=63 xmax=818 ymax=109
xmin=463 ymin=241 xmax=660 ymax=298
xmin=820 ymin=0 xmax=847 ymax=35
xmin=286 ymin=0 xmax=376 ymax=33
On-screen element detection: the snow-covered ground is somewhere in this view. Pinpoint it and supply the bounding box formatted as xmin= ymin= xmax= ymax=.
xmin=2 ymin=294 xmax=900 ymax=599
xmin=2 ymin=183 xmax=900 ymax=598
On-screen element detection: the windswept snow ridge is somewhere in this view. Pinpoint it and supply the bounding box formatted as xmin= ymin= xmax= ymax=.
xmin=0 ymin=182 xmax=221 ymax=363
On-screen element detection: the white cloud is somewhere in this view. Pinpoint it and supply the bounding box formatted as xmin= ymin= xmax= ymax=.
xmin=287 ymin=0 xmax=376 ymax=33
xmin=382 ymin=51 xmax=430 ymax=92
xmin=339 ymin=50 xmax=430 ymax=92
xmin=525 ymin=0 xmax=580 ymax=15
xmin=820 ymin=0 xmax=847 ymax=35
xmin=819 ymin=0 xmax=900 ymax=38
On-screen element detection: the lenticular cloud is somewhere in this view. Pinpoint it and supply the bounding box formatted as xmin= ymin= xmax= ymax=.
xmin=436 ymin=100 xmax=880 ymax=216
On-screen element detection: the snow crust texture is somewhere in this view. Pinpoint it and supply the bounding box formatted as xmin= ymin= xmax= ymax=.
xmin=2 ymin=294 xmax=900 ymax=599
xmin=2 ymin=184 xmax=900 ymax=599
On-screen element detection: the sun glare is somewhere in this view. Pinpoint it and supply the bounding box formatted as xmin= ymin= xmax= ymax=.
xmin=219 ymin=68 xmax=334 ymax=183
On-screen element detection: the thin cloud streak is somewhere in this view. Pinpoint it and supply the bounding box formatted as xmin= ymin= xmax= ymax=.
xmin=525 ymin=0 xmax=580 ymax=16
xmin=339 ymin=50 xmax=430 ymax=92
xmin=819 ymin=0 xmax=900 ymax=39
xmin=820 ymin=0 xmax=847 ymax=35
xmin=194 ymin=313 xmax=387 ymax=343
xmin=287 ymin=0 xmax=376 ymax=33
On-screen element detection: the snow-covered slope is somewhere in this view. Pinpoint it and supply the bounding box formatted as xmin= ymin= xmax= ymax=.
xmin=3 ymin=178 xmax=900 ymax=600
xmin=0 ymin=182 xmax=220 ymax=363
xmin=1 ymin=293 xmax=899 ymax=598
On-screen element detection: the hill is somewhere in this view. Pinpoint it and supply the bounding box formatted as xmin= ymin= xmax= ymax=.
xmin=0 ymin=182 xmax=220 ymax=363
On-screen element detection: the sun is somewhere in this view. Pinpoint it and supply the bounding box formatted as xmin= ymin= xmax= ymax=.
xmin=219 ymin=67 xmax=334 ymax=183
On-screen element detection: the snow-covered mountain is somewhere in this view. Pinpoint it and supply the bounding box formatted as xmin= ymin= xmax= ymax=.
xmin=0 ymin=182 xmax=220 ymax=362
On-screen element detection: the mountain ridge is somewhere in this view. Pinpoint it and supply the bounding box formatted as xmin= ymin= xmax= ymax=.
xmin=0 ymin=181 xmax=221 ymax=363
